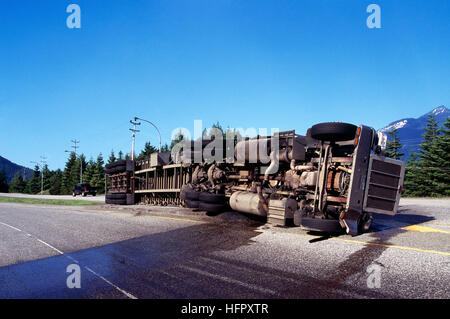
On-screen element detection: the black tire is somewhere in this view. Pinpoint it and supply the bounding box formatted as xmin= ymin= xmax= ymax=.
xmin=180 ymin=185 xmax=192 ymax=201
xmin=199 ymin=192 xmax=226 ymax=204
xmin=106 ymin=193 xmax=127 ymax=200
xmin=105 ymin=165 xmax=126 ymax=175
xmin=185 ymin=190 xmax=200 ymax=201
xmin=198 ymin=201 xmax=226 ymax=214
xmin=300 ymin=217 xmax=344 ymax=233
xmin=184 ymin=199 xmax=199 ymax=208
xmin=82 ymin=192 xmax=87 ymax=197
xmin=73 ymin=192 xmax=76 ymax=197
xmin=105 ymin=198 xmax=127 ymax=205
xmin=105 ymin=160 xmax=127 ymax=170
xmin=310 ymin=122 xmax=358 ymax=142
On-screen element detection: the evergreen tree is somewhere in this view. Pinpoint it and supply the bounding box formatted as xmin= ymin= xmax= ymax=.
xmin=49 ymin=169 xmax=63 ymax=195
xmin=62 ymin=152 xmax=77 ymax=194
xmin=417 ymin=114 xmax=440 ymax=196
xmin=427 ymin=117 xmax=450 ymax=196
xmin=72 ymin=154 xmax=87 ymax=186
xmin=91 ymin=153 xmax=105 ymax=194
xmin=42 ymin=164 xmax=52 ymax=192
xmin=402 ymin=153 xmax=422 ymax=197
xmin=0 ymin=170 xmax=8 ymax=193
xmin=108 ymin=150 xmax=117 ymax=164
xmin=25 ymin=165 xmax=41 ymax=194
xmin=84 ymin=157 xmax=96 ymax=185
xmin=8 ymin=172 xmax=26 ymax=193
xmin=384 ymin=128 xmax=404 ymax=159
xmin=118 ymin=151 xmax=124 ymax=160
xmin=161 ymin=143 xmax=169 ymax=152
xmin=137 ymin=142 xmax=158 ymax=160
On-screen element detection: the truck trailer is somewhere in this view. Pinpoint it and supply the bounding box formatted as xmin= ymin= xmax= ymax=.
xmin=105 ymin=122 xmax=405 ymax=235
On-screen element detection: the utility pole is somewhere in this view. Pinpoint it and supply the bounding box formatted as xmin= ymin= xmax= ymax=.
xmin=71 ymin=139 xmax=82 ymax=183
xmin=129 ymin=119 xmax=141 ymax=160
xmin=40 ymin=156 xmax=47 ymax=193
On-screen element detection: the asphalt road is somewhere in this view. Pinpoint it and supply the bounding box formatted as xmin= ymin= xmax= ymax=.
xmin=0 ymin=198 xmax=448 ymax=299
xmin=0 ymin=192 xmax=104 ymax=202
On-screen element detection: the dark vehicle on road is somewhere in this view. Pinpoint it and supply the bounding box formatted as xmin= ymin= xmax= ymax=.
xmin=73 ymin=183 xmax=97 ymax=197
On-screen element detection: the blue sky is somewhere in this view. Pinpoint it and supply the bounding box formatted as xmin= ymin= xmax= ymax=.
xmin=1 ymin=0 xmax=449 ymax=169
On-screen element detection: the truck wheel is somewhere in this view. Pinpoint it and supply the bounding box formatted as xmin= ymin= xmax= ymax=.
xmin=300 ymin=217 xmax=344 ymax=233
xmin=198 ymin=202 xmax=226 ymax=214
xmin=106 ymin=193 xmax=126 ymax=200
xmin=73 ymin=192 xmax=76 ymax=197
xmin=185 ymin=190 xmax=200 ymax=200
xmin=105 ymin=198 xmax=127 ymax=205
xmin=184 ymin=199 xmax=199 ymax=208
xmin=310 ymin=122 xmax=358 ymax=142
xmin=180 ymin=185 xmax=193 ymax=201
xmin=105 ymin=165 xmax=126 ymax=174
xmin=198 ymin=192 xmax=226 ymax=204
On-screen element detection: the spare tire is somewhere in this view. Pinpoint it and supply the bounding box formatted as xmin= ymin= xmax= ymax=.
xmin=106 ymin=193 xmax=127 ymax=200
xmin=199 ymin=192 xmax=226 ymax=204
xmin=184 ymin=199 xmax=199 ymax=209
xmin=185 ymin=190 xmax=200 ymax=201
xmin=310 ymin=122 xmax=357 ymax=142
xmin=105 ymin=198 xmax=127 ymax=205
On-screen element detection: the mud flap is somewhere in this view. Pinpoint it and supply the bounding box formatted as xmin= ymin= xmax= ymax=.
xmin=300 ymin=217 xmax=344 ymax=233
xmin=342 ymin=209 xmax=361 ymax=235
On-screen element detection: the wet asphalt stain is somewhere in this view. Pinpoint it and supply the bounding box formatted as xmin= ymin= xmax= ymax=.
xmin=0 ymin=222 xmax=263 ymax=298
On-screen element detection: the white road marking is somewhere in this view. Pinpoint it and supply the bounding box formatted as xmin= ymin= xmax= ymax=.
xmin=0 ymin=222 xmax=22 ymax=232
xmin=179 ymin=265 xmax=278 ymax=296
xmin=0 ymin=220 xmax=137 ymax=299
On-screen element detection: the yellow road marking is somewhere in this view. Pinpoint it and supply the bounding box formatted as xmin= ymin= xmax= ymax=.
xmin=401 ymin=225 xmax=450 ymax=234
xmin=288 ymin=231 xmax=450 ymax=256
xmin=329 ymin=238 xmax=450 ymax=256
xmin=145 ymin=214 xmax=205 ymax=224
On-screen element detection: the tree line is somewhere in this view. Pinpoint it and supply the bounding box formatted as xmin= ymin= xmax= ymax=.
xmin=1 ymin=120 xmax=448 ymax=197
xmin=384 ymin=114 xmax=449 ymax=197
xmin=0 ymin=145 xmax=157 ymax=195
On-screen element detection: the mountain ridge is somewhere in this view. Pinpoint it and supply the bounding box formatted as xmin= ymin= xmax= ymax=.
xmin=0 ymin=155 xmax=34 ymax=183
xmin=379 ymin=105 xmax=449 ymax=159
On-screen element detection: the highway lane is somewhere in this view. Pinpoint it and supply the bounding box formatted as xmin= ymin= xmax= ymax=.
xmin=0 ymin=192 xmax=104 ymax=202
xmin=0 ymin=199 xmax=448 ymax=298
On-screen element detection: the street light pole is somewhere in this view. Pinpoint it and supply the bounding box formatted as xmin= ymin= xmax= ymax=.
xmin=135 ymin=116 xmax=162 ymax=152
xmin=129 ymin=119 xmax=141 ymax=160
xmin=69 ymin=139 xmax=82 ymax=184
xmin=40 ymin=156 xmax=46 ymax=193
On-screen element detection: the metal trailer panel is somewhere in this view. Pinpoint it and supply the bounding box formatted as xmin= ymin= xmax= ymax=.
xmin=363 ymin=154 xmax=405 ymax=215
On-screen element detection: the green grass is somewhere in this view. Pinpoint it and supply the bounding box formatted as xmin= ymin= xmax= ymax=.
xmin=0 ymin=196 xmax=99 ymax=206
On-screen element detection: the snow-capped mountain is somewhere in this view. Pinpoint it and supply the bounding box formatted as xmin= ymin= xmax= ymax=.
xmin=379 ymin=105 xmax=449 ymax=159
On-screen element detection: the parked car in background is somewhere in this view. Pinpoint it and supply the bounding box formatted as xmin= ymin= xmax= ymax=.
xmin=73 ymin=183 xmax=97 ymax=197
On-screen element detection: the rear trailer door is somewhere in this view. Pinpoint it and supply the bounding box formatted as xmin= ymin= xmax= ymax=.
xmin=363 ymin=154 xmax=405 ymax=215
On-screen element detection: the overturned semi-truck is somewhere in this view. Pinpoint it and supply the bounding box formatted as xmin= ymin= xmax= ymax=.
xmin=105 ymin=122 xmax=405 ymax=235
